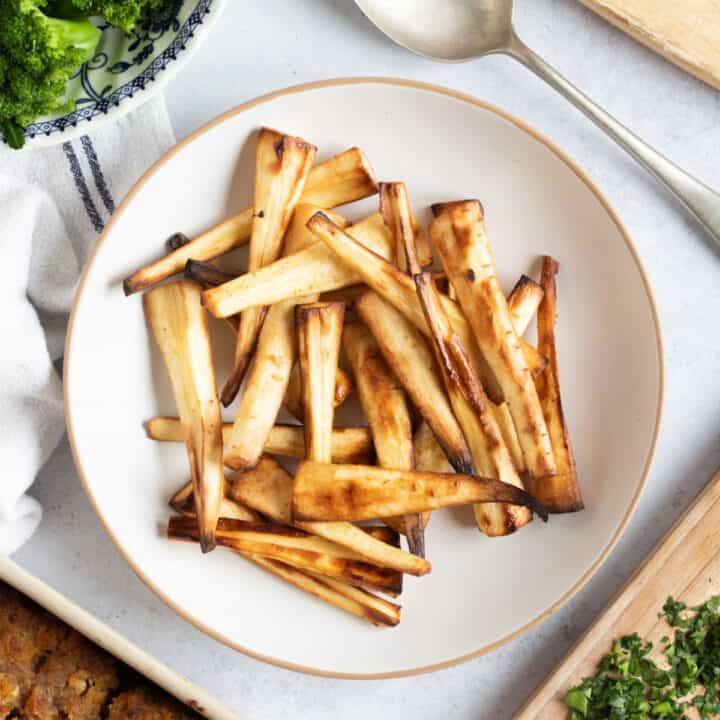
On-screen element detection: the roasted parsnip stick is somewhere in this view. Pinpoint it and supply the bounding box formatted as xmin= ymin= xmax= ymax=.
xmin=296 ymin=302 xmax=420 ymax=568
xmin=184 ymin=258 xmax=355 ymax=421
xmin=283 ymin=204 xmax=350 ymax=256
xmin=167 ymin=514 xmax=400 ymax=625
xmin=144 ymin=281 xmax=224 ymax=552
xmin=184 ymin=260 xmax=238 ymax=287
xmin=413 ymin=421 xmax=451 ymax=474
xmin=380 ymin=182 xmax=420 ymax=273
xmin=168 ymin=517 xmax=402 ymax=594
xmin=202 ymin=213 xmax=393 ymax=318
xmin=182 ymin=497 xmax=257 ymax=522
xmin=224 ymin=298 xmax=300 ymax=471
xmin=165 ymin=232 xmax=190 ymax=252
xmin=529 ymin=257 xmax=583 ymax=513
xmin=297 ymin=302 xmax=346 ymax=463
xmin=123 ymin=148 xmax=378 ymax=296
xmin=172 ymin=482 xmax=404 ymax=552
xmin=414 ymin=270 xmax=532 ymax=536
xmin=489 ymin=275 xmax=543 ymax=474
xmin=343 ymin=322 xmax=425 ymax=556
xmin=284 ymin=364 xmax=353 ymax=420
xmin=306 ymin=213 xmax=546 ymax=401
xmin=491 ymin=401 xmax=526 ymax=473
xmin=146 ymin=417 xmax=372 ymax=464
xmin=255 ymin=561 xmax=401 ymax=627
xmin=292 ymin=462 xmax=548 ymax=522
xmin=299 ymin=147 xmax=378 ymax=208
xmin=318 ymin=284 xmax=367 ymax=309
xmin=429 ymin=201 xmax=556 ymax=481
xmin=508 ymin=275 xmax=544 ymax=337
xmin=355 ymin=290 xmax=473 ymax=475
xmin=222 ymin=129 xmax=317 ymax=405
xmin=231 ymin=457 xmax=431 ymax=575
xmin=169 ymin=480 xmax=253 ymax=522
xmin=387 ymin=421 xmax=451 ymax=532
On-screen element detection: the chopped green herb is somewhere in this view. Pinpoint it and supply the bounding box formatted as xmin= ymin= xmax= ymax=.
xmin=564 ymin=595 xmax=720 ymax=719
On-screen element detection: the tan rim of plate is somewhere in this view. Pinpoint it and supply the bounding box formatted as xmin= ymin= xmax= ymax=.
xmin=64 ymin=77 xmax=665 ymax=680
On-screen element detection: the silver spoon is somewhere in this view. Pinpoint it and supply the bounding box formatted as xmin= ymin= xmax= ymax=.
xmin=354 ymin=0 xmax=720 ymax=247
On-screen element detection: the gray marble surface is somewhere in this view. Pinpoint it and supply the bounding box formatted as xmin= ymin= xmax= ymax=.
xmin=14 ymin=0 xmax=720 ymax=717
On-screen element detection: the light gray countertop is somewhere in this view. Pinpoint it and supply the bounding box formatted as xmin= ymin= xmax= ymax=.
xmin=14 ymin=0 xmax=720 ymax=717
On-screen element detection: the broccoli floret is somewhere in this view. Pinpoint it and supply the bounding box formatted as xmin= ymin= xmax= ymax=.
xmin=0 ymin=0 xmax=101 ymax=148
xmin=70 ymin=0 xmax=165 ymax=34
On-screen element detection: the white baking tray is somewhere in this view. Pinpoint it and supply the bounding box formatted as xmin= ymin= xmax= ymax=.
xmin=0 ymin=555 xmax=240 ymax=720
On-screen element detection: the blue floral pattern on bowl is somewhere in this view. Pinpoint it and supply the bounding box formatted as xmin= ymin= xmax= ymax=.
xmin=1 ymin=0 xmax=223 ymax=148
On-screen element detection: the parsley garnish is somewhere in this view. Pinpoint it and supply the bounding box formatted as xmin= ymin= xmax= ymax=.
xmin=565 ymin=595 xmax=720 ymax=719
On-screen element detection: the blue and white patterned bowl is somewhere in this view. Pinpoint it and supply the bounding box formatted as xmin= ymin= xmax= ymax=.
xmin=2 ymin=0 xmax=225 ymax=149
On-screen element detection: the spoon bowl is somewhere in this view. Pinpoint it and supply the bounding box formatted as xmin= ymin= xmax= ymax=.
xmin=355 ymin=0 xmax=720 ymax=247
xmin=355 ymin=0 xmax=514 ymax=61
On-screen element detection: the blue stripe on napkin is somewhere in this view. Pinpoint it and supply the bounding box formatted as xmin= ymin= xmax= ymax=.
xmin=62 ymin=141 xmax=104 ymax=234
xmin=80 ymin=136 xmax=116 ymax=215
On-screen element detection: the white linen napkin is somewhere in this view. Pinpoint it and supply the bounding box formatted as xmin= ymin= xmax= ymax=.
xmin=0 ymin=99 xmax=175 ymax=553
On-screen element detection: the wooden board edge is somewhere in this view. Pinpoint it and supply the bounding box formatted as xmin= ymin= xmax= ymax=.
xmin=515 ymin=468 xmax=720 ymax=718
xmin=577 ymin=0 xmax=720 ymax=92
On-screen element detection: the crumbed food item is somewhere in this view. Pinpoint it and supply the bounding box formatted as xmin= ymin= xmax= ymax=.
xmin=107 ymin=687 xmax=200 ymax=720
xmin=0 ymin=584 xmax=67 ymax=717
xmin=23 ymin=630 xmax=119 ymax=720
xmin=0 ymin=581 xmax=200 ymax=720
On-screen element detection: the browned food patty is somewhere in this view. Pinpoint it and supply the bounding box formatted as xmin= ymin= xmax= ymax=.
xmin=23 ymin=630 xmax=119 ymax=720
xmin=0 ymin=584 xmax=67 ymax=718
xmin=107 ymin=687 xmax=200 ymax=720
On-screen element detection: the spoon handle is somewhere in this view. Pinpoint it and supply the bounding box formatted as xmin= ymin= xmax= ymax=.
xmin=506 ymin=33 xmax=720 ymax=247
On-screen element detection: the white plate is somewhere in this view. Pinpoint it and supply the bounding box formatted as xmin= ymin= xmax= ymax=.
xmin=65 ymin=78 xmax=663 ymax=678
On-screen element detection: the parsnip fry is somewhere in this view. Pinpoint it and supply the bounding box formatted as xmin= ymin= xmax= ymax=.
xmin=165 ymin=232 xmax=190 ymax=252
xmin=231 ymin=457 xmax=431 ymax=575
xmin=284 ymin=364 xmax=353 ymax=420
xmin=222 ymin=129 xmax=317 ymax=404
xmin=146 ymin=417 xmax=372 ymax=464
xmin=123 ymin=148 xmax=378 ymax=296
xmin=413 ymin=421 xmax=451 ymax=474
xmin=167 ymin=502 xmax=398 ymax=541
xmin=168 ymin=517 xmax=402 ymax=594
xmin=299 ymin=147 xmax=378 ymax=208
xmin=283 ymin=204 xmax=350 ymax=256
xmin=297 ymin=302 xmax=346 ymax=463
xmin=184 ymin=260 xmax=238 ymax=287
xmin=144 ymin=281 xmax=223 ymax=552
xmin=167 ymin=516 xmax=400 ymax=625
xmin=254 ymin=561 xmax=401 ymax=627
xmin=307 ymin=213 xmax=545 ymax=402
xmin=355 ymin=290 xmax=473 ymax=475
xmin=169 ymin=483 xmax=260 ymax=522
xmin=202 ymin=213 xmax=393 ymax=318
xmin=379 ymin=182 xmax=419 ymax=273
xmin=414 ymin=271 xmax=532 ymax=536
xmin=292 ymin=462 xmax=549 ymax=522
xmin=224 ymin=299 xmax=299 ymax=471
xmin=491 ymin=401 xmax=526 ymax=473
xmin=343 ymin=322 xmax=425 ymax=557
xmin=429 ymin=201 xmax=556 ymax=481
xmin=529 ymin=257 xmax=583 ymax=513
xmin=318 ymin=284 xmax=367 ymax=309
xmin=508 ymin=275 xmax=544 ymax=337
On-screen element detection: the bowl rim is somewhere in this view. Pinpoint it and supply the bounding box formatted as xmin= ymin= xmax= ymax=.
xmin=2 ymin=0 xmax=227 ymax=149
xmin=64 ymin=76 xmax=665 ymax=679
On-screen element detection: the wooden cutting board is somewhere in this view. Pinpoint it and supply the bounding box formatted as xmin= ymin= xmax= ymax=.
xmin=578 ymin=0 xmax=720 ymax=90
xmin=516 ymin=469 xmax=720 ymax=718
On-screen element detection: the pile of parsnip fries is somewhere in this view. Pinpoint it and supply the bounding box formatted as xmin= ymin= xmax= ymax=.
xmin=125 ymin=127 xmax=583 ymax=628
